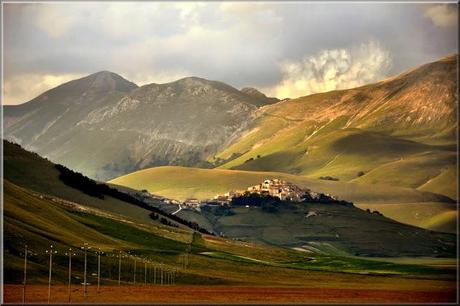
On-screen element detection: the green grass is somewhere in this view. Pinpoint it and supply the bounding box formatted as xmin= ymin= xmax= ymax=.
xmin=6 ymin=179 xmax=455 ymax=288
xmin=356 ymin=202 xmax=457 ymax=234
xmin=109 ymin=166 xmax=450 ymax=204
xmin=211 ymin=57 xmax=457 ymax=201
xmin=195 ymin=202 xmax=456 ymax=258
xmin=4 ymin=141 xmax=165 ymax=226
xmin=110 ymin=165 xmax=455 ymax=232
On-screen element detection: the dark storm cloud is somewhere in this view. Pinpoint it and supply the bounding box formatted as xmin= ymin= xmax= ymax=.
xmin=3 ymin=2 xmax=458 ymax=104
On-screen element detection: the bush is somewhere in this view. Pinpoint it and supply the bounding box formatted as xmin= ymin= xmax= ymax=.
xmin=319 ymin=176 xmax=339 ymax=181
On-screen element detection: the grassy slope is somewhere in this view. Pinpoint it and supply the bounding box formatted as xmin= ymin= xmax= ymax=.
xmin=4 ymin=141 xmax=162 ymax=226
xmin=109 ymin=166 xmax=450 ymax=203
xmin=198 ymin=202 xmax=456 ymax=257
xmin=3 ymin=180 xmax=456 ymax=288
xmin=109 ymin=166 xmax=456 ymax=232
xmin=212 ymin=56 xmax=457 ymax=200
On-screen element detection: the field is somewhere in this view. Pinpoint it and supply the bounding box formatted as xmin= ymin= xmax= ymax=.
xmin=110 ymin=166 xmax=456 ymax=233
xmin=4 ymin=284 xmax=457 ymax=304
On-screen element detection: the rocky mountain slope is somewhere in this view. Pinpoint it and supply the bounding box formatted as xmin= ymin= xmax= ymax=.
xmin=4 ymin=75 xmax=276 ymax=180
xmin=214 ymin=55 xmax=458 ymax=199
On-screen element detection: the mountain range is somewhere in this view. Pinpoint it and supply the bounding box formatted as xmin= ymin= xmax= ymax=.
xmin=5 ymin=56 xmax=457 ymax=196
xmin=5 ymin=73 xmax=278 ymax=180
xmin=3 ymin=55 xmax=458 ymax=230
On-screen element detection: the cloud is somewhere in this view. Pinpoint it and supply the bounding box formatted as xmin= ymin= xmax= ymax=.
xmin=29 ymin=4 xmax=78 ymax=38
xmin=2 ymin=3 xmax=457 ymax=103
xmin=3 ymin=73 xmax=84 ymax=105
xmin=424 ymin=4 xmax=458 ymax=28
xmin=270 ymin=40 xmax=392 ymax=99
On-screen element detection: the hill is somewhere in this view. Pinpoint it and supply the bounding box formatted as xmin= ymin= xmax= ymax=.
xmin=3 ymin=138 xmax=457 ymax=304
xmin=214 ymin=55 xmax=458 ymax=200
xmin=4 ymin=75 xmax=276 ymax=180
xmin=109 ymin=166 xmax=456 ymax=233
xmin=4 ymin=179 xmax=456 ymax=290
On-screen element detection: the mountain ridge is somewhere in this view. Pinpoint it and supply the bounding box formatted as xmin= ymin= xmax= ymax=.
xmin=4 ymin=72 xmax=278 ymax=180
xmin=214 ymin=54 xmax=458 ymax=199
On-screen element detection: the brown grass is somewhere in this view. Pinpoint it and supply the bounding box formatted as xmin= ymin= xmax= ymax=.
xmin=4 ymin=284 xmax=457 ymax=304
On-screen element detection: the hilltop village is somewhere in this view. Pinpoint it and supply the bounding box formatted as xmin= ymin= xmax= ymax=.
xmin=211 ymin=179 xmax=312 ymax=205
xmin=133 ymin=179 xmax=350 ymax=210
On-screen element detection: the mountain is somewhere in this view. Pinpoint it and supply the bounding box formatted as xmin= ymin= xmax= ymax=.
xmin=4 ymin=75 xmax=275 ymax=180
xmin=240 ymin=87 xmax=280 ymax=106
xmin=4 ymin=71 xmax=138 ymax=135
xmin=213 ymin=55 xmax=458 ymax=199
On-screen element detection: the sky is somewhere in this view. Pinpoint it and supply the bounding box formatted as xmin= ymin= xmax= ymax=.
xmin=2 ymin=2 xmax=458 ymax=105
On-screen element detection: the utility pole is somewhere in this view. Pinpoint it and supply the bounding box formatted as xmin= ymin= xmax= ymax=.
xmin=160 ymin=264 xmax=163 ymax=286
xmin=144 ymin=260 xmax=147 ymax=285
xmin=133 ymin=257 xmax=137 ymax=285
xmin=149 ymin=261 xmax=154 ymax=284
xmin=22 ymin=245 xmax=27 ymax=305
xmin=153 ymin=264 xmax=157 ymax=285
xmin=118 ymin=251 xmax=122 ymax=286
xmin=45 ymin=245 xmax=57 ymax=304
xmin=81 ymin=243 xmax=91 ymax=297
xmin=64 ymin=249 xmax=75 ymax=303
xmin=96 ymin=249 xmax=103 ymax=293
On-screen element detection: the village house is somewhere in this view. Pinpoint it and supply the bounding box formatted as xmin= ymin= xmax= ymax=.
xmin=183 ymin=198 xmax=202 ymax=208
xmin=211 ymin=179 xmax=307 ymax=204
xmin=248 ymin=179 xmax=304 ymax=202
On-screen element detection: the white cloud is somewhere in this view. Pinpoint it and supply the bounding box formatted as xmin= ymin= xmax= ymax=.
xmin=270 ymin=40 xmax=392 ymax=99
xmin=3 ymin=73 xmax=84 ymax=105
xmin=424 ymin=4 xmax=458 ymax=28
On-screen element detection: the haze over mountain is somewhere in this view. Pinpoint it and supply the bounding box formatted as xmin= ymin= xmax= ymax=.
xmin=4 ymin=74 xmax=278 ymax=180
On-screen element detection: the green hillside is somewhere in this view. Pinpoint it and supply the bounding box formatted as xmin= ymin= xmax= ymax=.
xmin=355 ymin=202 xmax=457 ymax=234
xmin=3 ymin=180 xmax=456 ymax=287
xmin=213 ymin=55 xmax=457 ymax=200
xmin=2 ymin=129 xmax=457 ymax=293
xmin=186 ymin=201 xmax=455 ymax=257
xmin=4 ymin=141 xmax=162 ymax=226
xmin=109 ymin=166 xmax=456 ymax=232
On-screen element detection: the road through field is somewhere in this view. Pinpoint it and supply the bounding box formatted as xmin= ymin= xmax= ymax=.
xmin=3 ymin=284 xmax=457 ymax=304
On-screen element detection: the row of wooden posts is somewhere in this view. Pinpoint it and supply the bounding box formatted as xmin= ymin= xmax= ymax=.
xmin=21 ymin=243 xmax=190 ymax=304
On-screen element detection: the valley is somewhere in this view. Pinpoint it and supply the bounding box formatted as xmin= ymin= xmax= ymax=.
xmin=2 ymin=55 xmax=458 ymax=304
